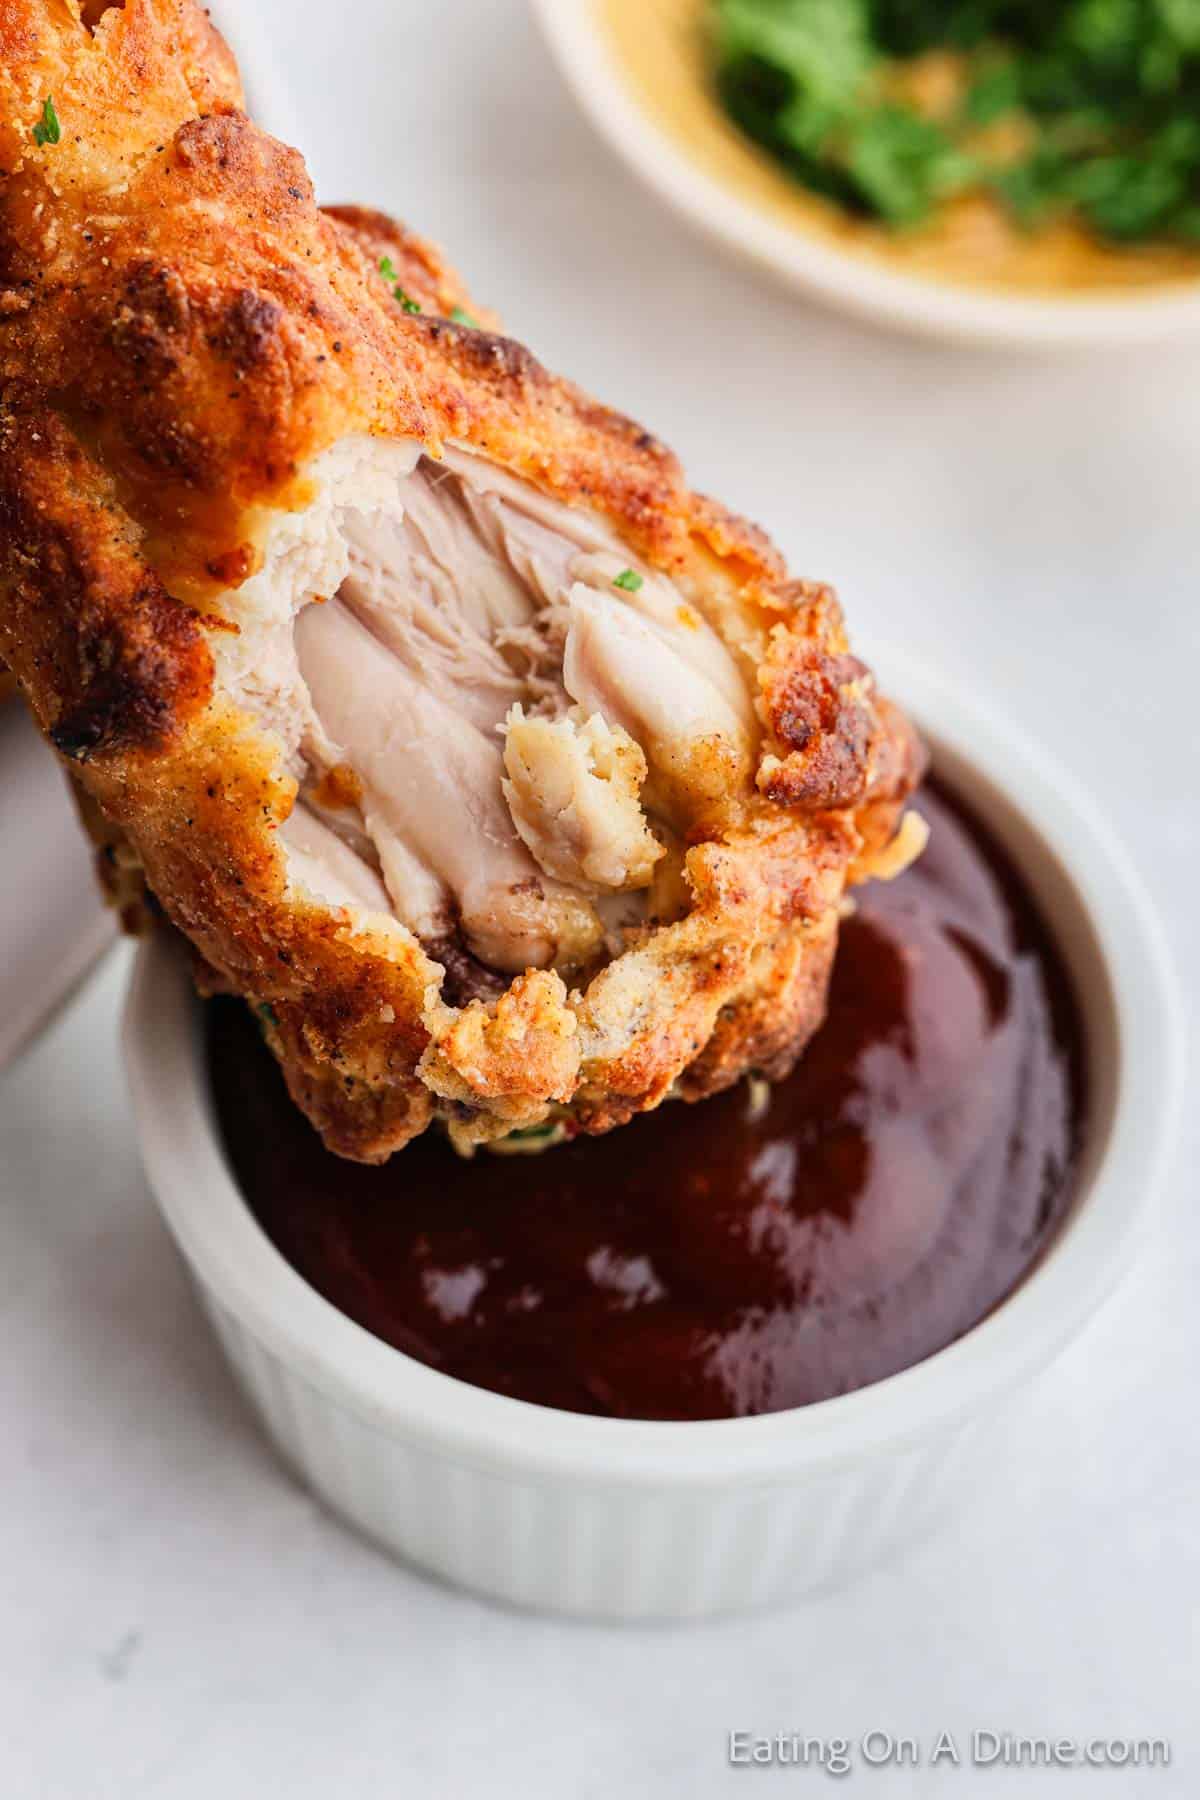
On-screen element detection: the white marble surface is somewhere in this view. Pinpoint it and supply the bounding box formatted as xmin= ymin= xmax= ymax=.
xmin=2 ymin=2 xmax=1197 ymax=1794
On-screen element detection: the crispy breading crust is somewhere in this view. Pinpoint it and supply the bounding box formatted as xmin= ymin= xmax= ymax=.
xmin=0 ymin=0 xmax=924 ymax=1160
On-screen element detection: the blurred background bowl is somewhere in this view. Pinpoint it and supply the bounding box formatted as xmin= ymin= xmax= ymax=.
xmin=531 ymin=0 xmax=1200 ymax=350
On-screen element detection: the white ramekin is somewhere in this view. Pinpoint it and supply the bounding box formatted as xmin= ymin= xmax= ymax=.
xmin=123 ymin=648 xmax=1183 ymax=1619
xmin=530 ymin=0 xmax=1200 ymax=350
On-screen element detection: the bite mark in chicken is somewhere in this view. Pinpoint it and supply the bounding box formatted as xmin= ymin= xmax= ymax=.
xmin=242 ymin=444 xmax=759 ymax=977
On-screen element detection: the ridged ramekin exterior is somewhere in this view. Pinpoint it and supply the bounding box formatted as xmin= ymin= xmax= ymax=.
xmin=199 ymin=1282 xmax=987 ymax=1618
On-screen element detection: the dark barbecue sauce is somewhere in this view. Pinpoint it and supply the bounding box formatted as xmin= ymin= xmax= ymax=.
xmin=208 ymin=782 xmax=1086 ymax=1420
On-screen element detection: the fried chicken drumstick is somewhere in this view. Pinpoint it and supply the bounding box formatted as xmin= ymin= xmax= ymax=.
xmin=0 ymin=0 xmax=925 ymax=1160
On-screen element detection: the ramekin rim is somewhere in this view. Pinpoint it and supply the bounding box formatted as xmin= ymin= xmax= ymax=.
xmin=123 ymin=644 xmax=1185 ymax=1487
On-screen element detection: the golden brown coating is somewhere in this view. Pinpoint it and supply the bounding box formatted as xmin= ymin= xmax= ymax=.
xmin=323 ymin=206 xmax=502 ymax=333
xmin=0 ymin=0 xmax=925 ymax=1160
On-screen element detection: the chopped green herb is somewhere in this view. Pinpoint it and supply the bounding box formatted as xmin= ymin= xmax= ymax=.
xmin=32 ymin=95 xmax=60 ymax=147
xmin=613 ymin=568 xmax=644 ymax=592
xmin=378 ymin=255 xmax=422 ymax=313
xmin=449 ymin=305 xmax=482 ymax=328
xmin=255 ymin=1001 xmax=278 ymax=1030
xmin=844 ymin=104 xmax=979 ymax=227
xmin=710 ymin=1 xmax=1200 ymax=246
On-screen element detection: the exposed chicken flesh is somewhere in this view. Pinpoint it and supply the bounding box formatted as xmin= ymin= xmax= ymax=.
xmin=265 ymin=448 xmax=756 ymax=975
xmin=296 ymin=590 xmax=602 ymax=972
xmin=502 ymin=705 xmax=665 ymax=895
xmin=280 ymin=804 xmax=391 ymax=917
xmin=563 ymin=586 xmax=751 ymax=817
